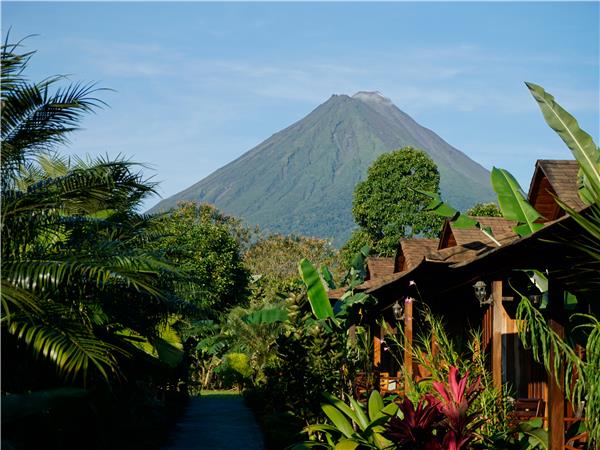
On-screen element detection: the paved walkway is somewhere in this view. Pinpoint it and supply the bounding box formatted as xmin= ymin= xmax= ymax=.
xmin=162 ymin=394 xmax=265 ymax=450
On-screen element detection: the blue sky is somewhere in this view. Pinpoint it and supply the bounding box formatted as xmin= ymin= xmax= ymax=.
xmin=3 ymin=2 xmax=599 ymax=211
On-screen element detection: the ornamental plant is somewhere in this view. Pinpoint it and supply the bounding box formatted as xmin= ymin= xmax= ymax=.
xmin=384 ymin=395 xmax=443 ymax=449
xmin=432 ymin=367 xmax=483 ymax=450
xmin=384 ymin=367 xmax=483 ymax=450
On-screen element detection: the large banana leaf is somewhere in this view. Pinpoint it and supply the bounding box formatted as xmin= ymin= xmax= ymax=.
xmin=299 ymin=258 xmax=334 ymax=319
xmin=419 ymin=190 xmax=500 ymax=245
xmin=526 ymin=82 xmax=600 ymax=203
xmin=491 ymin=168 xmax=544 ymax=237
xmin=242 ymin=307 xmax=288 ymax=325
xmin=419 ymin=190 xmax=478 ymax=229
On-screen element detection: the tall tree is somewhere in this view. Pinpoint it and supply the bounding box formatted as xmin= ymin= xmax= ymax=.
xmin=349 ymin=147 xmax=443 ymax=256
xmin=149 ymin=202 xmax=250 ymax=317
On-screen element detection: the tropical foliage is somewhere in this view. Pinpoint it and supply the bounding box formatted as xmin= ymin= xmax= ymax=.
xmin=515 ymin=82 xmax=600 ymax=445
xmin=348 ymin=147 xmax=444 ymax=256
xmin=384 ymin=367 xmax=483 ymax=450
xmin=244 ymin=233 xmax=340 ymax=302
xmin=421 ymin=82 xmax=599 ymax=446
xmin=298 ymin=390 xmax=399 ymax=449
xmin=148 ymin=201 xmax=251 ymax=316
xmin=466 ymin=202 xmax=502 ymax=217
xmin=1 ymin=37 xmax=191 ymax=450
xmin=1 ymin=39 xmax=187 ymax=383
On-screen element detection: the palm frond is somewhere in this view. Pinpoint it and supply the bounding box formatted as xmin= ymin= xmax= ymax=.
xmin=2 ymin=254 xmax=168 ymax=299
xmin=1 ymin=81 xmax=106 ymax=177
xmin=7 ymin=314 xmax=127 ymax=381
xmin=0 ymin=279 xmax=43 ymax=320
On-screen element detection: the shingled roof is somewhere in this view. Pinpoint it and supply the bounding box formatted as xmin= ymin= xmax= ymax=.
xmin=438 ymin=216 xmax=518 ymax=249
xmin=366 ymin=257 xmax=395 ymax=280
xmin=528 ymin=160 xmax=586 ymax=221
xmin=396 ymin=238 xmax=439 ymax=271
xmin=427 ymin=232 xmax=518 ymax=264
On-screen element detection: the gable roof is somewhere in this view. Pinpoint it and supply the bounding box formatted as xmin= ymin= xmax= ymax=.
xmin=396 ymin=238 xmax=439 ymax=271
xmin=366 ymin=257 xmax=395 ymax=280
xmin=528 ymin=160 xmax=586 ymax=221
xmin=438 ymin=216 xmax=518 ymax=249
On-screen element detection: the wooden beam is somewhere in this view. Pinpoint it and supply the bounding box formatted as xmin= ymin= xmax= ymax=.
xmin=404 ymin=298 xmax=413 ymax=378
xmin=492 ymin=280 xmax=503 ymax=390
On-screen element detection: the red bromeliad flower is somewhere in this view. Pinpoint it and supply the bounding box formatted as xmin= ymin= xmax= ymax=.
xmin=384 ymin=367 xmax=484 ymax=450
xmin=432 ymin=367 xmax=483 ymax=450
xmin=383 ymin=395 xmax=444 ymax=450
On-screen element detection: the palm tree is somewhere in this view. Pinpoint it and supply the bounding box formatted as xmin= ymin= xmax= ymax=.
xmin=1 ymin=38 xmax=183 ymax=384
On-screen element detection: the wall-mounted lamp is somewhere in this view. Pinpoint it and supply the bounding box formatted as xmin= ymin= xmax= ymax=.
xmin=473 ymin=280 xmax=493 ymax=307
xmin=392 ymin=299 xmax=404 ymax=321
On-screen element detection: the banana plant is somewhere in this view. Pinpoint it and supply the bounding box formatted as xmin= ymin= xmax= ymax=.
xmin=299 ymin=390 xmax=400 ymax=449
xmin=521 ymin=82 xmax=600 ymax=445
xmin=241 ymin=307 xmax=289 ymax=325
xmin=298 ymin=249 xmax=376 ymax=327
xmin=526 ymin=82 xmax=600 ymax=204
xmin=419 ymin=190 xmax=501 ymax=246
xmin=491 ymin=168 xmax=544 ymax=237
xmin=299 ymin=258 xmax=336 ymax=320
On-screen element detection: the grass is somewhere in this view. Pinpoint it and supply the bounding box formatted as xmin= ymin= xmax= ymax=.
xmin=201 ymin=389 xmax=241 ymax=396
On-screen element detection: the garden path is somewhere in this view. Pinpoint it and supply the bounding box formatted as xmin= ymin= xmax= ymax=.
xmin=162 ymin=393 xmax=265 ymax=450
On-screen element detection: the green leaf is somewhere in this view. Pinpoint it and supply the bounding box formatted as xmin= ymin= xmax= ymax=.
xmin=349 ymin=396 xmax=369 ymax=431
xmin=382 ymin=402 xmax=400 ymax=417
xmin=321 ymin=265 xmax=336 ymax=289
xmin=491 ymin=167 xmax=544 ymax=236
xmin=322 ymin=403 xmax=355 ymax=439
xmin=334 ymin=440 xmax=360 ymax=450
xmin=526 ymin=82 xmax=600 ymax=203
xmin=454 ymin=214 xmax=479 ymax=229
xmin=419 ymin=189 xmax=478 ymax=228
xmin=323 ymin=393 xmax=361 ymax=425
xmin=364 ymin=415 xmax=390 ymax=433
xmin=118 ymin=328 xmax=158 ymax=358
xmin=525 ymin=428 xmax=549 ymax=449
xmin=367 ymin=390 xmax=384 ymax=421
xmin=299 ymin=258 xmax=334 ymax=319
xmin=242 ymin=307 xmax=288 ymax=325
xmin=305 ymin=424 xmax=339 ymax=434
xmin=154 ymin=319 xmax=184 ymax=367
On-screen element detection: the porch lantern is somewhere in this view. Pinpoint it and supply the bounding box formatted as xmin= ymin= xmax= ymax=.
xmin=473 ymin=280 xmax=493 ymax=307
xmin=392 ymin=300 xmax=404 ymax=321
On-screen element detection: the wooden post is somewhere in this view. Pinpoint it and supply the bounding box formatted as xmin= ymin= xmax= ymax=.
xmin=548 ymin=283 xmax=565 ymax=450
xmin=491 ymin=280 xmax=504 ymax=391
xmin=374 ymin=335 xmax=381 ymax=368
xmin=404 ymin=298 xmax=413 ymax=378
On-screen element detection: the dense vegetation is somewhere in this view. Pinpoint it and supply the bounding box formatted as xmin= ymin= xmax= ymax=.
xmin=1 ymin=39 xmax=195 ymax=450
xmin=2 ymin=36 xmax=597 ymax=450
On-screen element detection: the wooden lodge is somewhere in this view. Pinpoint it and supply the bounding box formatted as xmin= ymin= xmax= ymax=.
xmin=336 ymin=160 xmax=598 ymax=449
